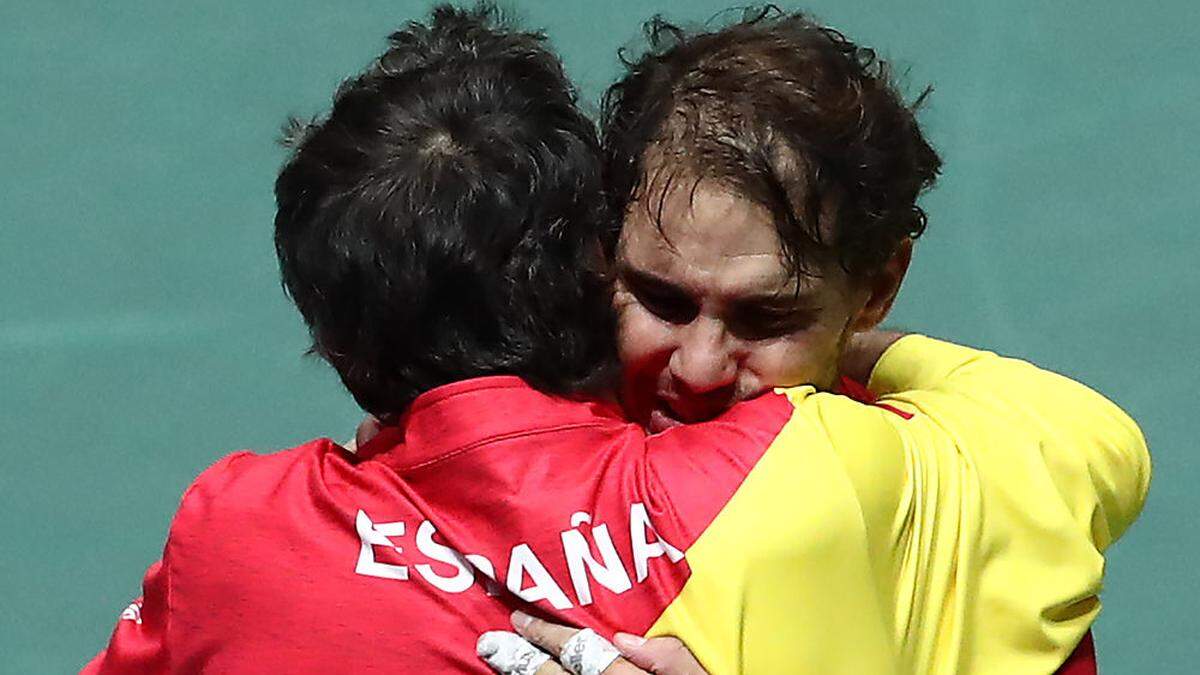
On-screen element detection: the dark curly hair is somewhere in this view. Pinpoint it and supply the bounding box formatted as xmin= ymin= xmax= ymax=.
xmin=274 ymin=3 xmax=616 ymax=416
xmin=602 ymin=5 xmax=942 ymax=279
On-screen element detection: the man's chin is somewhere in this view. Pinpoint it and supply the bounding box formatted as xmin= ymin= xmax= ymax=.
xmin=648 ymin=408 xmax=685 ymax=433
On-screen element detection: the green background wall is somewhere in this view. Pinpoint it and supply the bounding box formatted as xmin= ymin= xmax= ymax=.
xmin=2 ymin=1 xmax=1195 ymax=671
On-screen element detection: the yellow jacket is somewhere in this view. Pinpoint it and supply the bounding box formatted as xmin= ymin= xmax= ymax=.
xmin=649 ymin=336 xmax=1150 ymax=674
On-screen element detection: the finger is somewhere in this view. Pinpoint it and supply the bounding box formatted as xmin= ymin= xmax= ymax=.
xmin=559 ymin=628 xmax=624 ymax=675
xmin=612 ymin=634 xmax=708 ymax=675
xmin=354 ymin=415 xmax=383 ymax=447
xmin=512 ymin=612 xmax=623 ymax=675
xmin=477 ymin=630 xmax=563 ymax=675
xmin=511 ymin=611 xmax=581 ymax=655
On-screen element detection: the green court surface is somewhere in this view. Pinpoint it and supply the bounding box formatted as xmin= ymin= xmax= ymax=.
xmin=1 ymin=1 xmax=1194 ymax=672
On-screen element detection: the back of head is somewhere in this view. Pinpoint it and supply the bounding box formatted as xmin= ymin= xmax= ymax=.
xmin=274 ymin=3 xmax=615 ymax=416
xmin=603 ymin=6 xmax=942 ymax=280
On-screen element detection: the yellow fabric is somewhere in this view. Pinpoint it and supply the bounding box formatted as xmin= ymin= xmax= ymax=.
xmin=646 ymin=336 xmax=1150 ymax=674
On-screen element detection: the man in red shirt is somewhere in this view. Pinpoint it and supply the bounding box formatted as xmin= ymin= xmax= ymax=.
xmin=84 ymin=5 xmax=1145 ymax=674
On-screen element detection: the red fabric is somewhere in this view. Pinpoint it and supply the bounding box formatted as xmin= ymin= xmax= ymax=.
xmin=838 ymin=375 xmax=914 ymax=419
xmin=838 ymin=375 xmax=879 ymax=403
xmin=1056 ymin=631 xmax=1098 ymax=674
xmin=83 ymin=377 xmax=793 ymax=673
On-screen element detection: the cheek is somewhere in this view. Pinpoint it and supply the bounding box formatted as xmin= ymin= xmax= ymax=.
xmin=743 ymin=329 xmax=845 ymax=390
xmin=614 ymin=294 xmax=670 ymax=367
xmin=614 ymin=301 xmax=675 ymax=419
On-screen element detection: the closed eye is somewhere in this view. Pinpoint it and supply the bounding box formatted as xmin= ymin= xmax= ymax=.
xmin=727 ymin=306 xmax=819 ymax=341
xmin=620 ymin=267 xmax=698 ymax=325
xmin=632 ymin=283 xmax=697 ymax=325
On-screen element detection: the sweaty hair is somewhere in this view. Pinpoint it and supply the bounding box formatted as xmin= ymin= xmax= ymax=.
xmin=274 ymin=3 xmax=616 ymax=416
xmin=602 ymin=5 xmax=942 ymax=279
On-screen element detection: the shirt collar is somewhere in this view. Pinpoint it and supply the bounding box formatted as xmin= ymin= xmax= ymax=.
xmin=356 ymin=376 xmax=626 ymax=474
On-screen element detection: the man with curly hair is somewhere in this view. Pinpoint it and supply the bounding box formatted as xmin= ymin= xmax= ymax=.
xmin=600 ymin=8 xmax=940 ymax=434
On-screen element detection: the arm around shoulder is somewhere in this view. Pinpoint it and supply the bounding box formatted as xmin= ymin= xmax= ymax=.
xmin=867 ymin=334 xmax=1151 ymax=548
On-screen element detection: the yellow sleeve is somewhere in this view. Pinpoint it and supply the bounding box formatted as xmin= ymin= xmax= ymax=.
xmin=869 ymin=335 xmax=1151 ymax=549
xmin=858 ymin=335 xmax=1150 ymax=673
xmin=643 ymin=392 xmax=907 ymax=675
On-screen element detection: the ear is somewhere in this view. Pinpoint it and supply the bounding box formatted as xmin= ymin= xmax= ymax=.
xmin=850 ymin=238 xmax=912 ymax=332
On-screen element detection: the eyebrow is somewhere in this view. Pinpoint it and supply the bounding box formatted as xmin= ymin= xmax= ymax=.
xmin=616 ymin=262 xmax=688 ymax=295
xmin=732 ymin=294 xmax=819 ymax=311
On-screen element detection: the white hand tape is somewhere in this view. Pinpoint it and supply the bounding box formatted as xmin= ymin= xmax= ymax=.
xmin=478 ymin=630 xmax=552 ymax=675
xmin=560 ymin=628 xmax=621 ymax=675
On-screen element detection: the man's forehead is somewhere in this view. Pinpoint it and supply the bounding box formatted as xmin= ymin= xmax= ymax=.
xmin=625 ymin=148 xmax=841 ymax=265
xmin=618 ymin=182 xmax=823 ymax=296
xmin=623 ymin=178 xmax=779 ymax=254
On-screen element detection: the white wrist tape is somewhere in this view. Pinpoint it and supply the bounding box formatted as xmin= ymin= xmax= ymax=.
xmin=559 ymin=628 xmax=621 ymax=675
xmin=477 ymin=630 xmax=552 ymax=675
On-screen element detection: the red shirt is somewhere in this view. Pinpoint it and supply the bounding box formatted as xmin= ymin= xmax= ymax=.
xmin=85 ymin=377 xmax=795 ymax=672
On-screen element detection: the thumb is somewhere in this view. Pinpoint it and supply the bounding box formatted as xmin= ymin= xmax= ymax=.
xmin=354 ymin=415 xmax=383 ymax=448
xmin=612 ymin=634 xmax=707 ymax=674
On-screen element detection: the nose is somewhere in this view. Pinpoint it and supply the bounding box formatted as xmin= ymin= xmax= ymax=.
xmin=668 ymin=317 xmax=738 ymax=396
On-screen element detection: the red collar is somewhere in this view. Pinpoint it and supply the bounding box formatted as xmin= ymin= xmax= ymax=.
xmin=355 ymin=376 xmax=626 ymax=474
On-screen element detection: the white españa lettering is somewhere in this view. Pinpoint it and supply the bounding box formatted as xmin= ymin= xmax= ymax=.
xmin=414 ymin=520 xmax=474 ymax=593
xmin=355 ymin=509 xmax=407 ymax=580
xmin=507 ymin=543 xmax=574 ymax=609
xmin=629 ymin=502 xmax=684 ymax=582
xmin=562 ymin=511 xmax=631 ymax=606
xmin=354 ymin=503 xmax=685 ymax=609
